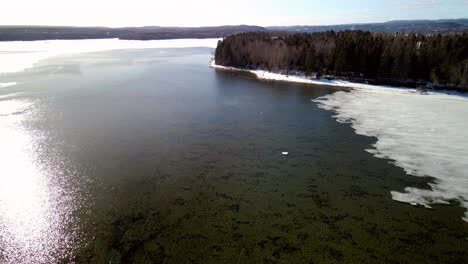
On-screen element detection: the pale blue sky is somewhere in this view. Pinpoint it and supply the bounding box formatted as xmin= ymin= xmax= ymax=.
xmin=1 ymin=0 xmax=467 ymax=27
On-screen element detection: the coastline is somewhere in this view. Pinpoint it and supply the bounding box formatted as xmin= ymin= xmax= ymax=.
xmin=210 ymin=60 xmax=468 ymax=97
xmin=210 ymin=59 xmax=377 ymax=89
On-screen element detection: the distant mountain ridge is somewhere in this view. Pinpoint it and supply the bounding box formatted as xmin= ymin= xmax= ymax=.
xmin=0 ymin=19 xmax=467 ymax=41
xmin=0 ymin=25 xmax=266 ymax=41
xmin=267 ymin=19 xmax=468 ymax=33
xmin=385 ymin=19 xmax=468 ymax=25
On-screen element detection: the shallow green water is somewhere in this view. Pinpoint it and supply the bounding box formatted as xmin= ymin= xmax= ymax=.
xmin=0 ymin=48 xmax=467 ymax=263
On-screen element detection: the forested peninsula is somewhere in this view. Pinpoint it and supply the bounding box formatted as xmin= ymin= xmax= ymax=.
xmin=214 ymin=31 xmax=468 ymax=90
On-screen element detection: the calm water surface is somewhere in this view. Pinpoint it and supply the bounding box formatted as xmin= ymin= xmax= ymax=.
xmin=0 ymin=48 xmax=467 ymax=263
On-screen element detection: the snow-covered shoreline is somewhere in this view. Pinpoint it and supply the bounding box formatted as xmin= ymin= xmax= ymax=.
xmin=210 ymin=60 xmax=467 ymax=97
xmin=211 ymin=61 xmax=364 ymax=88
xmin=212 ymin=60 xmax=468 ymax=222
xmin=211 ymin=60 xmax=407 ymax=89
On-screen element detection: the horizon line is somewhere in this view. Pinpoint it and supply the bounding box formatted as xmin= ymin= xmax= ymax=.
xmin=0 ymin=18 xmax=467 ymax=29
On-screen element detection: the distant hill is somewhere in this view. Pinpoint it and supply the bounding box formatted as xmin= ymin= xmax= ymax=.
xmin=267 ymin=19 xmax=468 ymax=33
xmin=119 ymin=25 xmax=267 ymax=40
xmin=0 ymin=25 xmax=266 ymax=41
xmin=0 ymin=19 xmax=467 ymax=41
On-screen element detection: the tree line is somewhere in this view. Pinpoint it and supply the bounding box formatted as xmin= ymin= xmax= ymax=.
xmin=215 ymin=31 xmax=468 ymax=89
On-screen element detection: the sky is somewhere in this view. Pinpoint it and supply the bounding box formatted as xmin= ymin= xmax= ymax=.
xmin=1 ymin=0 xmax=467 ymax=27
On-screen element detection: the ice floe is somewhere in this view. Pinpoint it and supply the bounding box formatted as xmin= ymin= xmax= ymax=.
xmin=0 ymin=38 xmax=221 ymax=74
xmin=313 ymin=85 xmax=468 ymax=222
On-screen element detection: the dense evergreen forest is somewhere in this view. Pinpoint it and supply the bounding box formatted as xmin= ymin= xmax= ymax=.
xmin=215 ymin=31 xmax=468 ymax=89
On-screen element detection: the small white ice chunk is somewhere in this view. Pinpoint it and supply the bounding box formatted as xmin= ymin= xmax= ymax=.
xmin=282 ymin=152 xmax=289 ymax=156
